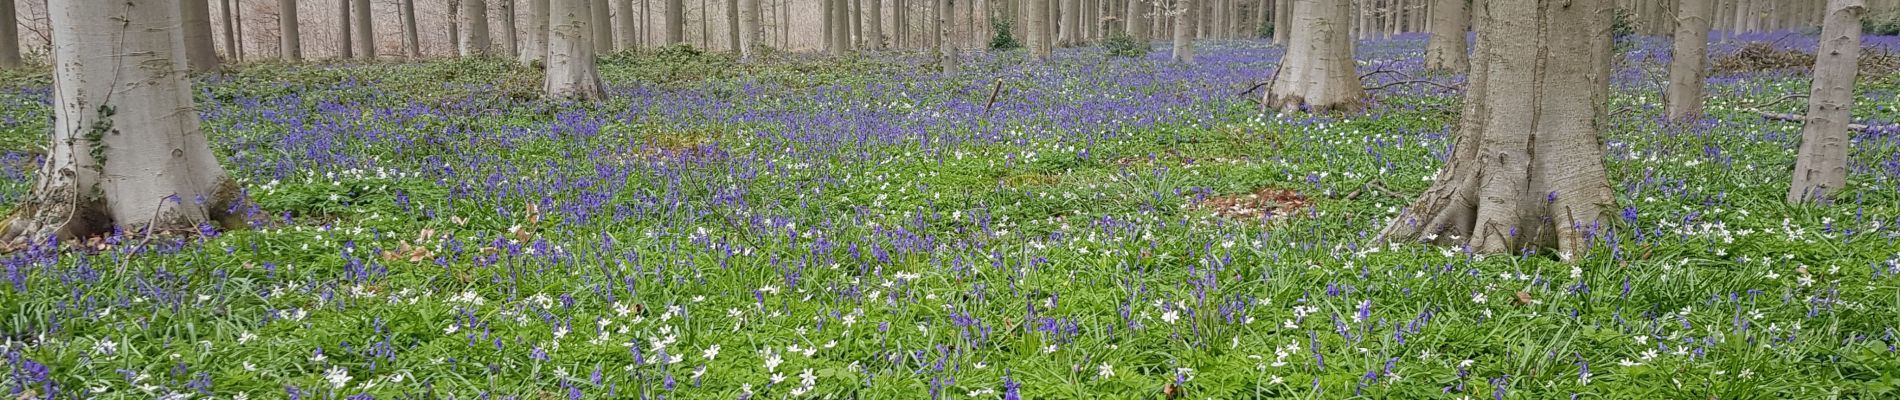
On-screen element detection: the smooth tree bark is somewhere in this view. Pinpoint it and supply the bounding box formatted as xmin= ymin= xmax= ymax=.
xmin=0 ymin=0 xmax=17 ymax=68
xmin=1788 ymin=0 xmax=1865 ymax=204
xmin=1063 ymin=0 xmax=1080 ymax=45
xmin=279 ymin=0 xmax=303 ymax=61
xmin=462 ymin=0 xmax=493 ymax=56
xmin=939 ymin=0 xmax=957 ymax=69
xmin=352 ymin=0 xmax=376 ymax=59
xmin=666 ymin=0 xmax=684 ymax=44
xmin=1664 ymin=0 xmax=1714 ymax=120
xmin=741 ymin=0 xmax=761 ymax=57
xmin=1273 ymin=0 xmax=1289 ymax=44
xmin=1381 ymin=0 xmax=1614 ymax=257
xmin=868 ymin=0 xmax=883 ymax=48
xmin=591 ymin=0 xmax=612 ymax=52
xmin=1125 ymin=0 xmax=1149 ymax=42
xmin=448 ymin=0 xmax=462 ymax=54
xmin=182 ymin=0 xmax=221 ymax=70
xmin=1423 ymin=0 xmax=1467 ymax=72
xmin=402 ymin=0 xmax=422 ymax=58
xmin=1263 ymin=0 xmax=1362 ymax=112
xmin=547 ymin=0 xmax=606 ymax=99
xmin=1029 ymin=0 xmax=1051 ymax=58
xmin=338 ymin=0 xmax=353 ymax=58
xmin=4 ymin=0 xmax=238 ymax=245
xmin=831 ymin=0 xmax=851 ymax=55
xmin=524 ymin=0 xmax=552 ymax=63
xmin=616 ymin=0 xmax=636 ymax=49
xmin=220 ymin=0 xmax=237 ymax=60
xmin=1172 ymin=0 xmax=1196 ymax=63
xmin=500 ymin=0 xmax=520 ymax=57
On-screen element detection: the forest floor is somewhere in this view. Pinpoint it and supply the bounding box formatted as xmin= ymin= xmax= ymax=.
xmin=3 ymin=33 xmax=1900 ymax=399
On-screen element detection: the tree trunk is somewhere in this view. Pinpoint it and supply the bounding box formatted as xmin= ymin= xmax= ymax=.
xmin=741 ymin=0 xmax=761 ymax=56
xmin=401 ymin=0 xmax=422 ymax=58
xmin=666 ymin=0 xmax=684 ymax=44
xmin=279 ymin=0 xmax=303 ymax=61
xmin=867 ymin=0 xmax=883 ymax=48
xmin=1263 ymin=0 xmax=1361 ymax=111
xmin=449 ymin=0 xmax=462 ymax=55
xmin=1423 ymin=0 xmax=1466 ymax=72
xmin=1273 ymin=0 xmax=1289 ymax=44
xmin=1665 ymin=0 xmax=1713 ymax=120
xmin=525 ymin=0 xmax=552 ymax=63
xmin=4 ymin=0 xmax=238 ymax=246
xmin=547 ymin=0 xmax=607 ymax=99
xmin=462 ymin=0 xmax=492 ymax=55
xmin=700 ymin=0 xmax=710 ymax=48
xmin=1126 ymin=0 xmax=1149 ymax=42
xmin=499 ymin=0 xmax=520 ymax=57
xmin=352 ymin=0 xmax=375 ymax=59
xmin=726 ymin=0 xmax=740 ymax=50
xmin=0 ymin=0 xmax=17 ymax=68
xmin=939 ymin=0 xmax=957 ymax=69
xmin=1029 ymin=0 xmax=1050 ymax=58
xmin=220 ymin=0 xmax=237 ymax=60
xmin=181 ymin=0 xmax=220 ymax=70
xmin=1172 ymin=0 xmax=1196 ymax=62
xmin=1062 ymin=0 xmax=1080 ymax=45
xmin=338 ymin=0 xmax=353 ymax=58
xmin=851 ymin=0 xmax=864 ymax=48
xmin=616 ymin=0 xmax=636 ymax=49
xmin=592 ymin=0 xmax=613 ymax=52
xmin=1381 ymin=0 xmax=1613 ymax=257
xmin=1788 ymin=0 xmax=1865 ymax=204
xmin=834 ymin=0 xmax=853 ymax=54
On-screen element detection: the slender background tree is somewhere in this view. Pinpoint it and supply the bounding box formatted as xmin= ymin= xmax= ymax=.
xmin=1788 ymin=0 xmax=1865 ymax=204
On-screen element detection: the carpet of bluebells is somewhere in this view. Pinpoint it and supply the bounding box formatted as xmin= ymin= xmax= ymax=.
xmin=4 ymin=32 xmax=1900 ymax=399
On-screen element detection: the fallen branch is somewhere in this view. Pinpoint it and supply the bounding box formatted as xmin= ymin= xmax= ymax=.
xmin=1364 ymin=79 xmax=1464 ymax=92
xmin=1742 ymin=107 xmax=1893 ymax=132
xmin=983 ymin=80 xmax=1005 ymax=116
xmin=1237 ymin=81 xmax=1272 ymax=98
xmin=1344 ymin=180 xmax=1408 ymax=200
xmin=1360 ymin=69 xmax=1414 ymax=81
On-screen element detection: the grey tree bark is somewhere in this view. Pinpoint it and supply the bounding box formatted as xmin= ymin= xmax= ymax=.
xmin=462 ymin=0 xmax=493 ymax=56
xmin=1788 ymin=0 xmax=1865 ymax=204
xmin=1126 ymin=0 xmax=1149 ymax=42
xmin=939 ymin=0 xmax=957 ymax=69
xmin=4 ymin=0 xmax=239 ymax=245
xmin=592 ymin=0 xmax=612 ymax=52
xmin=1263 ymin=0 xmax=1361 ymax=111
xmin=1273 ymin=0 xmax=1289 ymax=44
xmin=851 ymin=0 xmax=863 ymax=48
xmin=338 ymin=0 xmax=353 ymax=58
xmin=831 ymin=0 xmax=851 ymax=55
xmin=352 ymin=0 xmax=376 ymax=59
xmin=0 ymin=0 xmax=18 ymax=68
xmin=500 ymin=0 xmax=520 ymax=57
xmin=727 ymin=0 xmax=740 ymax=49
xmin=1062 ymin=0 xmax=1080 ymax=45
xmin=868 ymin=0 xmax=884 ymax=48
xmin=279 ymin=0 xmax=303 ymax=61
xmin=547 ymin=0 xmax=606 ymax=99
xmin=449 ymin=0 xmax=462 ymax=55
xmin=1029 ymin=0 xmax=1051 ymax=58
xmin=220 ymin=0 xmax=237 ymax=60
xmin=616 ymin=0 xmax=636 ymax=49
xmin=1423 ymin=0 xmax=1466 ymax=72
xmin=525 ymin=0 xmax=552 ymax=63
xmin=741 ymin=0 xmax=761 ymax=56
xmin=1664 ymin=0 xmax=1713 ymax=120
xmin=1172 ymin=0 xmax=1196 ymax=63
xmin=1381 ymin=0 xmax=1614 ymax=257
xmin=182 ymin=0 xmax=220 ymax=70
xmin=402 ymin=0 xmax=423 ymax=58
xmin=666 ymin=0 xmax=684 ymax=44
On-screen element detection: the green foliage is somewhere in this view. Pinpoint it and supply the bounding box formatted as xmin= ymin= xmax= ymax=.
xmin=1103 ymin=34 xmax=1151 ymax=58
xmin=990 ymin=17 xmax=1022 ymax=51
xmin=1865 ymin=11 xmax=1900 ymax=36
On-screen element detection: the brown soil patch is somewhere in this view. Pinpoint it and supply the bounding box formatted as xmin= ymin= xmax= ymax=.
xmin=1195 ymin=187 xmax=1311 ymax=221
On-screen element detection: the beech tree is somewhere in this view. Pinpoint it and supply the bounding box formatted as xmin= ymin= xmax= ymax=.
xmin=1173 ymin=0 xmax=1196 ymax=63
xmin=1262 ymin=0 xmax=1364 ymax=112
xmin=1381 ymin=0 xmax=1613 ymax=256
xmin=591 ymin=0 xmax=612 ymax=53
xmin=667 ymin=0 xmax=685 ymax=44
xmin=547 ymin=0 xmax=606 ymax=100
xmin=741 ymin=0 xmax=762 ymax=57
xmin=500 ymin=0 xmax=519 ymax=57
xmin=1029 ymin=0 xmax=1051 ymax=59
xmin=1788 ymin=0 xmax=1864 ymax=204
xmin=525 ymin=0 xmax=552 ymax=63
xmin=830 ymin=0 xmax=850 ymax=55
xmin=3 ymin=0 xmax=239 ymax=245
xmin=462 ymin=0 xmax=492 ymax=56
xmin=280 ymin=0 xmax=302 ymax=61
xmin=1126 ymin=0 xmax=1149 ymax=43
xmin=1664 ymin=0 xmax=1713 ymax=120
xmin=1273 ymin=0 xmax=1290 ymax=45
xmin=339 ymin=0 xmax=353 ymax=58
xmin=182 ymin=0 xmax=220 ymax=70
xmin=939 ymin=0 xmax=957 ymax=69
xmin=1423 ymin=0 xmax=1468 ymax=72
xmin=402 ymin=0 xmax=422 ymax=58
xmin=352 ymin=0 xmax=375 ymax=59
xmin=616 ymin=0 xmax=637 ymax=49
xmin=0 ymin=0 xmax=17 ymax=68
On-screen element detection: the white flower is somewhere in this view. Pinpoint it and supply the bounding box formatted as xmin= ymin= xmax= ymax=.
xmin=1097 ymin=362 xmax=1115 ymax=378
xmin=1471 ymin=293 xmax=1488 ymax=304
xmin=1160 ymin=310 xmax=1180 ymax=324
xmin=323 ymin=366 xmax=352 ymax=389
xmin=703 ymin=344 xmax=721 ymax=361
